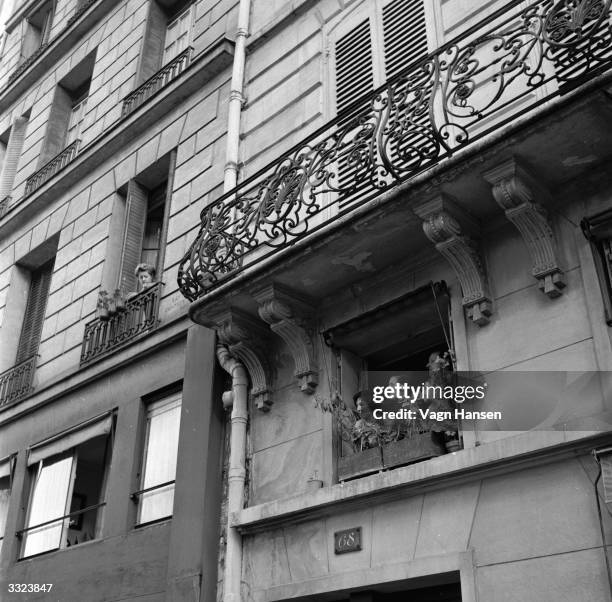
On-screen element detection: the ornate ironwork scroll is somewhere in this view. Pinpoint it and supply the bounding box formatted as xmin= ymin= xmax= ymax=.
xmin=178 ymin=0 xmax=612 ymax=302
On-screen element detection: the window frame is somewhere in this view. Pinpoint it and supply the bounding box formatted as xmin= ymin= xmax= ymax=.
xmin=134 ymin=390 xmax=182 ymax=527
xmin=19 ymin=413 xmax=114 ymax=559
xmin=162 ymin=4 xmax=193 ymax=66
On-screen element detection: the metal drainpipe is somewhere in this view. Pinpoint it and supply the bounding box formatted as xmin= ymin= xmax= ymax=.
xmin=217 ymin=344 xmax=249 ymax=602
xmin=217 ymin=1 xmax=251 ymax=599
xmin=224 ymin=0 xmax=251 ymax=191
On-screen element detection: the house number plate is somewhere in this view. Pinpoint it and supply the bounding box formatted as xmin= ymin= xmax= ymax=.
xmin=334 ymin=527 xmax=362 ymax=554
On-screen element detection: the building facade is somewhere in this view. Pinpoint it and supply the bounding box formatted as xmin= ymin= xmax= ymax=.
xmin=1 ymin=0 xmax=612 ymax=601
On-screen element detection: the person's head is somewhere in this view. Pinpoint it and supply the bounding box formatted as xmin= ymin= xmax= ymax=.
xmin=135 ymin=263 xmax=156 ymax=288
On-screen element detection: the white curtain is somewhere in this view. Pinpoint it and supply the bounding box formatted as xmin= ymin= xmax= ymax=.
xmin=0 ymin=477 xmax=10 ymax=539
xmin=22 ymin=454 xmax=73 ymax=557
xmin=138 ymin=393 xmax=181 ymax=524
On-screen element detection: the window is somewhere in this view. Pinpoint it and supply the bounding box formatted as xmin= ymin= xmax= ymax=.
xmin=324 ymin=282 xmax=459 ymax=481
xmin=135 ymin=392 xmax=181 ymax=525
xmin=20 ymin=0 xmax=54 ymax=60
xmin=65 ymin=95 xmax=87 ymax=148
xmin=15 ymin=257 xmax=54 ymax=364
xmin=163 ymin=5 xmax=192 ymax=64
xmin=20 ymin=415 xmax=113 ymax=558
xmin=581 ymin=209 xmax=612 ymax=325
xmin=0 ymin=455 xmax=15 ymax=542
xmin=41 ymin=51 xmax=95 ymax=164
xmin=117 ymin=153 xmax=174 ymax=295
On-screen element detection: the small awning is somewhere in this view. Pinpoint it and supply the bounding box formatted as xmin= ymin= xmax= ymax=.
xmin=28 ymin=413 xmax=113 ymax=466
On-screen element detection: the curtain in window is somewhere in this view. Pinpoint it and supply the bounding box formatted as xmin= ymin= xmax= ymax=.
xmin=22 ymin=453 xmax=73 ymax=557
xmin=138 ymin=394 xmax=181 ymax=524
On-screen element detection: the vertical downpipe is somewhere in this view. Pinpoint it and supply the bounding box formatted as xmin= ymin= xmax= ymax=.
xmin=217 ymin=345 xmax=249 ymax=602
xmin=219 ymin=2 xmax=251 ymax=601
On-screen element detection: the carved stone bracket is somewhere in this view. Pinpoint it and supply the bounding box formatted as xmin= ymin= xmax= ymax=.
xmin=253 ymin=283 xmax=318 ymax=394
xmin=214 ymin=308 xmax=273 ymax=411
xmin=484 ymin=158 xmax=565 ymax=298
xmin=414 ymin=193 xmax=492 ymax=326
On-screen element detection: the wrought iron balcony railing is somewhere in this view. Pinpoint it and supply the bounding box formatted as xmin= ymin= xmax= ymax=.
xmin=25 ymin=140 xmax=81 ymax=196
xmin=177 ymin=0 xmax=612 ymax=302
xmin=80 ymin=282 xmax=163 ymax=365
xmin=0 ymin=355 xmax=36 ymax=407
xmin=121 ymin=47 xmax=194 ymax=118
xmin=0 ymin=196 xmax=10 ymax=218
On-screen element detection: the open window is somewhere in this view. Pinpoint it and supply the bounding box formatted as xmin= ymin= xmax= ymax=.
xmin=324 ymin=282 xmax=460 ymax=481
xmin=134 ymin=391 xmax=181 ymax=526
xmin=20 ymin=414 xmax=114 ymax=558
xmin=117 ymin=153 xmax=174 ymax=296
xmin=20 ymin=0 xmax=54 ymax=61
xmin=138 ymin=0 xmax=193 ymax=83
xmin=40 ymin=50 xmax=95 ymax=164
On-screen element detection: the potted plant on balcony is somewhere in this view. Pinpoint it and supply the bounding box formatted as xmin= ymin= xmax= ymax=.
xmin=96 ymin=291 xmax=111 ymax=320
xmin=315 ymin=350 xmax=459 ymax=481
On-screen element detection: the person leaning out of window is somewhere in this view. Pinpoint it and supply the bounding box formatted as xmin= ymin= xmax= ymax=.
xmin=127 ymin=263 xmax=157 ymax=299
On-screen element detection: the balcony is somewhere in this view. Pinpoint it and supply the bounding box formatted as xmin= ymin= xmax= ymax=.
xmin=177 ymin=0 xmax=612 ymax=304
xmin=80 ymin=283 xmax=162 ymax=365
xmin=121 ymin=47 xmax=194 ymax=118
xmin=0 ymin=355 xmax=36 ymax=407
xmin=24 ymin=140 xmax=81 ymax=197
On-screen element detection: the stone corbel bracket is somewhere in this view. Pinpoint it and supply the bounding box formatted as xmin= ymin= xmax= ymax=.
xmin=215 ymin=308 xmax=273 ymax=412
xmin=414 ymin=193 xmax=492 ymax=326
xmin=484 ymin=158 xmax=565 ymax=298
xmin=253 ymin=283 xmax=318 ymax=394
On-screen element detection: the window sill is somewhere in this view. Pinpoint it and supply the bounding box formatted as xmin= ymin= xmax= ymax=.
xmin=134 ymin=516 xmax=172 ymax=530
xmin=18 ymin=536 xmax=102 ymax=562
xmin=232 ymin=429 xmax=612 ymax=534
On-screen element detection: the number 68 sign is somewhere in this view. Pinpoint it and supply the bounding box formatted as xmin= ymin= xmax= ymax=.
xmin=334 ymin=527 xmax=362 ymax=554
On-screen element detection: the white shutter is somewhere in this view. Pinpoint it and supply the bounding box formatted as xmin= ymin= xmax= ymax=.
xmin=335 ymin=18 xmax=375 ymax=112
xmin=119 ymin=180 xmax=149 ymax=294
xmin=382 ymin=0 xmax=428 ymax=78
xmin=0 ymin=116 xmax=28 ymax=199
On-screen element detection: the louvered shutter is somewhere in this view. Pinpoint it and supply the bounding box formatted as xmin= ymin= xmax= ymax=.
xmin=16 ymin=258 xmax=55 ymax=363
xmin=0 ymin=116 xmax=28 ymax=199
xmin=382 ymin=0 xmax=431 ymax=174
xmin=119 ymin=180 xmax=148 ymax=294
xmin=382 ymin=0 xmax=428 ymax=78
xmin=335 ymin=18 xmax=376 ymax=206
xmin=335 ymin=18 xmax=375 ymax=112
